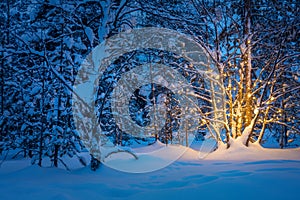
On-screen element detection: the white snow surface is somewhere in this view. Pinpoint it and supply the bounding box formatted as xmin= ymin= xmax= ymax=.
xmin=1 ymin=142 xmax=300 ymax=200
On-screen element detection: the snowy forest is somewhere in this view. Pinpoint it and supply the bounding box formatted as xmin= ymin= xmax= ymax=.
xmin=1 ymin=0 xmax=300 ymax=172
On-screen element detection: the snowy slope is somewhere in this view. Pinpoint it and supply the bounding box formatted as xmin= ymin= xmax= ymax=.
xmin=1 ymin=143 xmax=300 ymax=200
xmin=205 ymin=140 xmax=300 ymax=161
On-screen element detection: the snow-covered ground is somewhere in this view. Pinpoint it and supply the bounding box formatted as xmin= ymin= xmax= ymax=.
xmin=1 ymin=142 xmax=300 ymax=200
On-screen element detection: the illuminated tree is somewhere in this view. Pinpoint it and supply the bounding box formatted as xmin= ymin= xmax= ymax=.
xmin=138 ymin=0 xmax=300 ymax=148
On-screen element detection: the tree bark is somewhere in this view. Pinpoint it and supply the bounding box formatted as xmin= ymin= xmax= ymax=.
xmin=243 ymin=0 xmax=253 ymax=127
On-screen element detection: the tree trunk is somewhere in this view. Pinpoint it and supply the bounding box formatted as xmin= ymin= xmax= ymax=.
xmin=90 ymin=155 xmax=101 ymax=171
xmin=6 ymin=0 xmax=10 ymax=45
xmin=257 ymin=106 xmax=270 ymax=144
xmin=280 ymin=98 xmax=288 ymax=149
xmin=38 ymin=68 xmax=46 ymax=167
xmin=0 ymin=49 xmax=4 ymax=135
xmin=53 ymin=144 xmax=59 ymax=167
xmin=243 ymin=0 xmax=253 ymax=127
